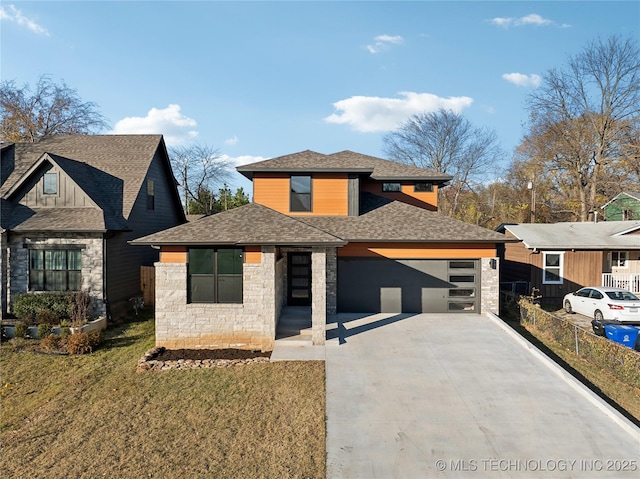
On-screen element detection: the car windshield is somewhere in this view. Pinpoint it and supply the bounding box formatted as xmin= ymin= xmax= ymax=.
xmin=605 ymin=291 xmax=640 ymax=301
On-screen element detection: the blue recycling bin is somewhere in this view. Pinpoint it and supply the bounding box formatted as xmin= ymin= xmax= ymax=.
xmin=604 ymin=324 xmax=640 ymax=349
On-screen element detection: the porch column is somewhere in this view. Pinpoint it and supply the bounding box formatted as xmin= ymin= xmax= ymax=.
xmin=311 ymin=247 xmax=327 ymax=345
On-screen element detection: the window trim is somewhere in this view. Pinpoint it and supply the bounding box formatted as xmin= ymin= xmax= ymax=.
xmin=542 ymin=252 xmax=564 ymax=285
xmin=29 ymin=248 xmax=82 ymax=291
xmin=612 ymin=251 xmax=628 ymax=268
xmin=187 ymin=247 xmax=243 ymax=304
xmin=382 ymin=182 xmax=401 ymax=192
xmin=146 ymin=179 xmax=155 ymax=210
xmin=43 ymin=172 xmax=58 ymax=195
xmin=414 ymin=182 xmax=433 ymax=192
xmin=290 ymin=175 xmax=312 ymax=212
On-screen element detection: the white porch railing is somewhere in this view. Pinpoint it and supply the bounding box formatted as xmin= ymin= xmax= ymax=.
xmin=601 ymin=273 xmax=640 ymax=293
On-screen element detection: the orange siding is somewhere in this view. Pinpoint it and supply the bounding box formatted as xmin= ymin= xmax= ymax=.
xmin=245 ymin=245 xmax=262 ymax=264
xmin=253 ymin=173 xmax=349 ymax=216
xmin=160 ymin=246 xmax=187 ymax=263
xmin=338 ymin=243 xmax=496 ymax=258
xmin=360 ymin=179 xmax=438 ymax=211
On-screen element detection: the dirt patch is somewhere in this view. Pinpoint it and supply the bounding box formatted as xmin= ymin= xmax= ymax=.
xmin=155 ymin=348 xmax=271 ymax=361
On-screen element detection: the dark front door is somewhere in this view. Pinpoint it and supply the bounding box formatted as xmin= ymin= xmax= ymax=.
xmin=288 ymin=252 xmax=312 ymax=306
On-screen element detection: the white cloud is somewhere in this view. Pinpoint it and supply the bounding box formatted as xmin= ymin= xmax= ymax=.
xmin=490 ymin=13 xmax=556 ymax=28
xmin=324 ymin=92 xmax=474 ymax=133
xmin=111 ymin=104 xmax=198 ymax=146
xmin=502 ymin=72 xmax=542 ymax=87
xmin=0 ymin=4 xmax=49 ymax=35
xmin=224 ymin=135 xmax=239 ymax=146
xmin=367 ymin=34 xmax=404 ymax=54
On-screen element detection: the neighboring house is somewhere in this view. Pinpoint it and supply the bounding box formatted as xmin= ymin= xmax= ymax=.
xmin=601 ymin=191 xmax=640 ymax=221
xmin=0 ymin=135 xmax=185 ymax=319
xmin=132 ymin=150 xmax=512 ymax=351
xmin=498 ymin=221 xmax=640 ymax=303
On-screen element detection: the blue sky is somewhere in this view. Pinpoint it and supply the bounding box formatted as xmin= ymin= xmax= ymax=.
xmin=2 ymin=1 xmax=639 ymax=193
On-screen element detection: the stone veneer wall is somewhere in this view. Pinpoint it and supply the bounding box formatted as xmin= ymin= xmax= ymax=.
xmin=311 ymin=247 xmax=326 ymax=345
xmin=1 ymin=233 xmax=7 ymax=319
xmin=481 ymin=257 xmax=500 ymax=314
xmin=154 ymin=246 xmax=277 ymax=351
xmin=7 ymin=233 xmax=105 ymax=317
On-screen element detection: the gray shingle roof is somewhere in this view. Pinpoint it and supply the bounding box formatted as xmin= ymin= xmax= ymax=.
xmin=1 ymin=135 xmax=164 ymax=220
xmin=9 ymin=207 xmax=107 ymax=232
xmin=300 ymin=196 xmax=509 ymax=243
xmin=132 ymin=196 xmax=511 ymax=246
xmin=503 ymin=221 xmax=640 ymax=249
xmin=237 ymin=150 xmax=452 ymax=182
xmin=131 ymin=203 xmax=346 ymax=246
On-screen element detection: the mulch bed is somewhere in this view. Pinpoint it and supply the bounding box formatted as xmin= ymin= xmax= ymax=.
xmin=154 ymin=348 xmax=271 ymax=361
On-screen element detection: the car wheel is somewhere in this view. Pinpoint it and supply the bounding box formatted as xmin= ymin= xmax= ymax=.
xmin=564 ymin=300 xmax=573 ymax=314
xmin=594 ymin=310 xmax=604 ymax=322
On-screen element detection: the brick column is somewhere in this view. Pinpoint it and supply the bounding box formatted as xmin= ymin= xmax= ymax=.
xmin=311 ymin=247 xmax=326 ymax=345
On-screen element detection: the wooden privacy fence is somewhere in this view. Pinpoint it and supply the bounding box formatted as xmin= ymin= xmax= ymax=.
xmin=140 ymin=266 xmax=155 ymax=306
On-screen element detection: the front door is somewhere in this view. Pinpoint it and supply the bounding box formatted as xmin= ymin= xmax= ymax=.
xmin=288 ymin=252 xmax=312 ymax=306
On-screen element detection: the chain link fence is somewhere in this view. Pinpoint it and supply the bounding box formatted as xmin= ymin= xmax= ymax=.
xmin=519 ymin=297 xmax=640 ymax=389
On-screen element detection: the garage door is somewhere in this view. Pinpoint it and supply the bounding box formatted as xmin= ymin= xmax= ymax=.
xmin=337 ymin=258 xmax=479 ymax=313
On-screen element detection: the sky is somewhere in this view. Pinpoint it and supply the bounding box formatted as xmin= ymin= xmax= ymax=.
xmin=1 ymin=1 xmax=639 ymax=194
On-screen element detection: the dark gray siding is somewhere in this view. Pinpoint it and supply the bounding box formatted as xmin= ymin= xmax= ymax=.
xmin=106 ymin=147 xmax=184 ymax=317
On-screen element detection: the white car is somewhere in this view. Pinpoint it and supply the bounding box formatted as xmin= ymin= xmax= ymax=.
xmin=563 ymin=287 xmax=640 ymax=322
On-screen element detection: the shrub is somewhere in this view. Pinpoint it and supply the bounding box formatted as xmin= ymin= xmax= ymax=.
xmin=35 ymin=309 xmax=61 ymax=326
xmin=70 ymin=290 xmax=92 ymax=326
xmin=40 ymin=334 xmax=63 ymax=353
xmin=13 ymin=293 xmax=72 ymax=323
xmin=87 ymin=330 xmax=102 ymax=350
xmin=37 ymin=323 xmax=53 ymax=340
xmin=60 ymin=327 xmax=71 ymax=339
xmin=66 ymin=332 xmax=92 ymax=355
xmin=13 ymin=321 xmax=28 ymax=339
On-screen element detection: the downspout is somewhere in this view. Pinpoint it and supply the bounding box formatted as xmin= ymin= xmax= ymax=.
xmin=103 ymin=235 xmax=110 ymax=321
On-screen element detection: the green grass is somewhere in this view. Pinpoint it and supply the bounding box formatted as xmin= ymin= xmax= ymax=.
xmin=1 ymin=317 xmax=325 ymax=479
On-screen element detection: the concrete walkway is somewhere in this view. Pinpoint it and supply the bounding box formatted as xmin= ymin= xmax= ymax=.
xmin=325 ymin=313 xmax=640 ymax=478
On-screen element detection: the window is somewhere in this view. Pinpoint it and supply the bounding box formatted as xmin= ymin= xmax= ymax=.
xmin=29 ymin=249 xmax=81 ymax=291
xmin=43 ymin=173 xmax=57 ymax=195
xmin=542 ymin=252 xmax=563 ymax=284
xmin=146 ymin=179 xmax=155 ymax=210
xmin=414 ymin=182 xmax=433 ymax=192
xmin=188 ymin=248 xmax=243 ymax=303
xmin=449 ymin=261 xmax=475 ymax=269
xmin=612 ymin=251 xmax=627 ymax=268
xmin=290 ymin=175 xmax=311 ymax=212
xmin=382 ymin=182 xmax=401 ymax=192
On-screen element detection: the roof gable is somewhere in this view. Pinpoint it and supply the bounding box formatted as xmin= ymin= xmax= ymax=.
xmin=1 ymin=135 xmax=164 ymax=220
xmin=237 ymin=150 xmax=452 ymax=182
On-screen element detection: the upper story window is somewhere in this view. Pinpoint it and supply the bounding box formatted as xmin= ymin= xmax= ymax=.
xmin=382 ymin=182 xmax=401 ymax=192
xmin=43 ymin=172 xmax=58 ymax=195
xmin=542 ymin=252 xmax=563 ymax=284
xmin=290 ymin=175 xmax=311 ymax=212
xmin=188 ymin=248 xmax=243 ymax=303
xmin=414 ymin=182 xmax=433 ymax=192
xmin=146 ymin=179 xmax=155 ymax=210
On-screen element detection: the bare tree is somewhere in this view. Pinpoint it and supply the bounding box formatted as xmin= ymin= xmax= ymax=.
xmin=0 ymin=75 xmax=108 ymax=142
xmin=524 ymin=35 xmax=640 ymax=221
xmin=169 ymin=144 xmax=234 ymax=215
xmin=383 ymin=109 xmax=503 ymax=216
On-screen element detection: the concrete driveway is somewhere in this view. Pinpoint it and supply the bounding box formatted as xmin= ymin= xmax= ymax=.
xmin=325 ymin=313 xmax=640 ymax=478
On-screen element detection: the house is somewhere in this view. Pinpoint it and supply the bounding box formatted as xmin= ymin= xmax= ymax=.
xmin=601 ymin=191 xmax=640 ymax=221
xmin=132 ymin=150 xmax=512 ymax=351
xmin=498 ymin=221 xmax=640 ymax=303
xmin=0 ymin=135 xmax=185 ymax=319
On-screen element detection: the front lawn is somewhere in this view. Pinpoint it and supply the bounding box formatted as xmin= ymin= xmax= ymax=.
xmin=0 ymin=316 xmax=325 ymax=479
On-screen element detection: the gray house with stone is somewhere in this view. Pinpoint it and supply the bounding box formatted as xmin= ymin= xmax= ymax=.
xmin=0 ymin=135 xmax=185 ymax=319
xmin=132 ymin=150 xmax=511 ymax=351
